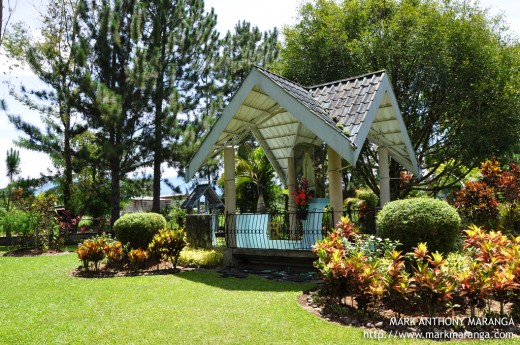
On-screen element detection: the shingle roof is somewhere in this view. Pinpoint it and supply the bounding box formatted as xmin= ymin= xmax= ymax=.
xmin=308 ymin=71 xmax=386 ymax=140
xmin=257 ymin=67 xmax=387 ymax=144
xmin=256 ymin=68 xmax=337 ymax=128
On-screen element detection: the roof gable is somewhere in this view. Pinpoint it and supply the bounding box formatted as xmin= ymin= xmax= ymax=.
xmin=186 ymin=67 xmax=420 ymax=182
xmin=181 ymin=184 xmax=224 ymax=209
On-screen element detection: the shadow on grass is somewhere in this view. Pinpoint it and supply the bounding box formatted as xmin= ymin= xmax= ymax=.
xmin=177 ymin=269 xmax=317 ymax=292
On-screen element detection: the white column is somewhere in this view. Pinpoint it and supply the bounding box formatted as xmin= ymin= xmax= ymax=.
xmin=378 ymin=146 xmax=390 ymax=207
xmin=327 ymin=146 xmax=343 ymax=226
xmin=287 ymin=155 xmax=296 ymax=213
xmin=287 ymin=155 xmax=298 ymax=239
xmin=224 ymin=146 xmax=236 ymax=214
xmin=224 ymin=146 xmax=237 ymax=250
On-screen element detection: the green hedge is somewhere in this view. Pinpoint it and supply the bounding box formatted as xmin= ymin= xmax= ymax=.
xmin=114 ymin=212 xmax=166 ymax=249
xmin=376 ymin=198 xmax=461 ymax=253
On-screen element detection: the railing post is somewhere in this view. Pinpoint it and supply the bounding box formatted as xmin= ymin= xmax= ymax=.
xmin=223 ymin=212 xmax=237 ymax=267
xmin=225 ymin=211 xmax=236 ymax=248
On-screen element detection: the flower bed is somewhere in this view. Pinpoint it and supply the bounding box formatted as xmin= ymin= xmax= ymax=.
xmin=312 ymin=217 xmax=520 ymax=339
xmin=75 ymin=228 xmax=187 ymax=275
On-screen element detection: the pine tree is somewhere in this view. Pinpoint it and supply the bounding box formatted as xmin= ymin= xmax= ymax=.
xmin=74 ymin=0 xmax=151 ymax=225
xmin=0 ymin=0 xmax=14 ymax=47
xmin=184 ymin=20 xmax=280 ymax=183
xmin=4 ymin=0 xmax=86 ymax=211
xmin=218 ymin=21 xmax=279 ymax=100
xmin=141 ymin=0 xmax=219 ymax=212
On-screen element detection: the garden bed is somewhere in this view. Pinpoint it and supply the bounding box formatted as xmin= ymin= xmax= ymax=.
xmin=69 ymin=261 xmax=189 ymax=278
xmin=299 ymin=289 xmax=520 ymax=341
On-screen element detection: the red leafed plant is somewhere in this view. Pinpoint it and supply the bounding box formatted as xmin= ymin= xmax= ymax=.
xmin=454 ymin=181 xmax=499 ymax=228
xmin=293 ymin=177 xmax=313 ymax=211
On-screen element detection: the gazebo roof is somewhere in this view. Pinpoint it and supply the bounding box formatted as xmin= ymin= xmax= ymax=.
xmin=186 ymin=67 xmax=419 ymax=186
xmin=181 ymin=184 xmax=224 ymax=209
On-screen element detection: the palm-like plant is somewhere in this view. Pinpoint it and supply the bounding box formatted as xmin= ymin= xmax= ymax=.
xmin=235 ymin=144 xmax=275 ymax=213
xmin=6 ymin=148 xmax=21 ymax=182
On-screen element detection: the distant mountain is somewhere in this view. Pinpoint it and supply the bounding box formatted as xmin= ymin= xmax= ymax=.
xmin=35 ymin=181 xmax=58 ymax=194
xmin=161 ymin=176 xmax=191 ymax=196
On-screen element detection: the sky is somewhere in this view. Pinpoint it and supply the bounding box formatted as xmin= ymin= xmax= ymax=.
xmin=0 ymin=0 xmax=519 ymax=189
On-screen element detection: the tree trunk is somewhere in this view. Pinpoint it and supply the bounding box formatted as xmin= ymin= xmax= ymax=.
xmin=151 ymin=21 xmax=167 ymax=214
xmin=0 ymin=0 xmax=3 ymax=44
xmin=152 ymin=135 xmax=162 ymax=213
xmin=256 ymin=190 xmax=266 ymax=213
xmin=110 ymin=155 xmax=121 ymax=229
xmin=152 ymin=69 xmax=163 ymax=213
xmin=63 ymin=110 xmax=72 ymax=211
xmin=390 ymin=160 xmax=401 ymax=201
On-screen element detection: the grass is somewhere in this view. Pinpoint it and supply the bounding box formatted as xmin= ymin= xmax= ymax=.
xmin=0 ymin=253 xmax=512 ymax=345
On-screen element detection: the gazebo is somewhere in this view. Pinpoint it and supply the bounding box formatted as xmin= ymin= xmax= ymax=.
xmin=186 ymin=67 xmax=419 ymax=265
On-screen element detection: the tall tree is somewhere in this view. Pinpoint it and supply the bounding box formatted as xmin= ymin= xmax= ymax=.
xmin=183 ymin=20 xmax=280 ymax=184
xmin=280 ymin=0 xmax=520 ymax=198
xmin=0 ymin=0 xmax=14 ymax=47
xmin=4 ymin=0 xmax=86 ymax=211
xmin=218 ymin=21 xmax=279 ymax=101
xmin=0 ymin=0 xmax=15 ymax=114
xmin=74 ymin=0 xmax=151 ymax=225
xmin=175 ymin=20 xmax=280 ymax=186
xmin=141 ymin=0 xmax=219 ymax=213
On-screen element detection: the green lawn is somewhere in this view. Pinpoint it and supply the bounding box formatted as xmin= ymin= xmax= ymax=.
xmin=0 ymin=253 xmax=512 ymax=344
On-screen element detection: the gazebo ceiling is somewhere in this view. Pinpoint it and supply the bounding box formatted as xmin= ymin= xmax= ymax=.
xmin=186 ymin=66 xmax=420 ymax=186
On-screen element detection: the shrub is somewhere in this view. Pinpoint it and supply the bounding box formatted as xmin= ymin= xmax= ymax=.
xmin=163 ymin=201 xmax=187 ymax=229
xmin=127 ymin=248 xmax=148 ymax=271
xmin=376 ymin=198 xmax=461 ymax=253
xmin=178 ymin=248 xmax=223 ymax=268
xmin=114 ymin=212 xmax=166 ymax=249
xmin=77 ymin=218 xmax=93 ymax=232
xmin=409 ymin=243 xmax=457 ymax=316
xmin=461 ymin=226 xmax=520 ymax=317
xmin=104 ymin=239 xmax=124 ymax=268
xmin=77 ymin=235 xmax=107 ymax=272
xmin=148 ymin=228 xmax=187 ymax=270
xmin=454 ymin=181 xmax=499 ymax=228
xmin=355 ymin=188 xmax=378 ymax=208
xmin=10 ymin=191 xmax=60 ymax=250
xmin=314 ymin=223 xmax=520 ymax=320
xmin=344 ymin=188 xmax=378 ymax=233
xmin=314 ymin=217 xmax=393 ymax=312
xmin=2 ymin=209 xmax=38 ymax=246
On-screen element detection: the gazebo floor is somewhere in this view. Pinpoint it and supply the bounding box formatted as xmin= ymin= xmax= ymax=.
xmin=227 ymin=248 xmax=318 ymax=272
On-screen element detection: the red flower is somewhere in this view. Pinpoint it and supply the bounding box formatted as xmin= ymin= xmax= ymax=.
xmin=292 ymin=177 xmax=312 ymax=210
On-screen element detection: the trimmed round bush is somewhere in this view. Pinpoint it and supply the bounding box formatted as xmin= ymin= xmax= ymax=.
xmin=376 ymin=198 xmax=461 ymax=253
xmin=114 ymin=212 xmax=166 ymax=249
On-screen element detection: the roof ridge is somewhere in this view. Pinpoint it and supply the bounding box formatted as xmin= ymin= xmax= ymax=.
xmin=308 ymin=70 xmax=386 ymax=89
xmin=255 ymin=65 xmax=310 ymax=91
